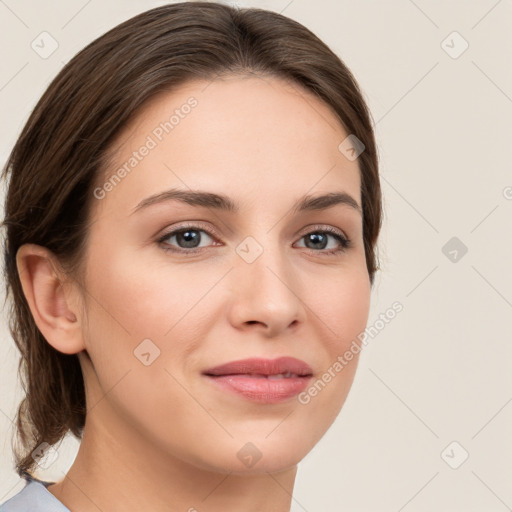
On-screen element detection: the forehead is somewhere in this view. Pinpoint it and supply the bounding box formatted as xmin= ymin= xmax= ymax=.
xmin=93 ymin=74 xmax=361 ymax=218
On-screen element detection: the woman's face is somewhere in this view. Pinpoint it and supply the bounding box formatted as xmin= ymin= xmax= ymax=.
xmin=77 ymin=74 xmax=371 ymax=474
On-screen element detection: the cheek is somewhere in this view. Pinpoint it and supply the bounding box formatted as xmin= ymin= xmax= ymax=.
xmin=334 ymin=278 xmax=370 ymax=347
xmin=308 ymin=262 xmax=371 ymax=350
xmin=297 ymin=265 xmax=370 ymax=420
xmin=79 ymin=248 xmax=210 ymax=437
xmin=80 ymin=245 xmax=218 ymax=383
xmin=84 ymin=245 xmax=200 ymax=337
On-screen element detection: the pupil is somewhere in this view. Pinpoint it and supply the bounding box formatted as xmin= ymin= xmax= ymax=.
xmin=307 ymin=233 xmax=327 ymax=250
xmin=178 ymin=230 xmax=200 ymax=248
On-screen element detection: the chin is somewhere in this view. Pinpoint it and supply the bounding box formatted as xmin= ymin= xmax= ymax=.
xmin=205 ymin=452 xmax=304 ymax=476
xmin=189 ymin=430 xmax=317 ymax=475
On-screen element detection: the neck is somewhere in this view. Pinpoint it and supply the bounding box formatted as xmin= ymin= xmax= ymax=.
xmin=47 ymin=401 xmax=298 ymax=512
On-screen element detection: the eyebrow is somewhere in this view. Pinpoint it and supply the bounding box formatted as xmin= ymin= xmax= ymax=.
xmin=130 ymin=188 xmax=362 ymax=216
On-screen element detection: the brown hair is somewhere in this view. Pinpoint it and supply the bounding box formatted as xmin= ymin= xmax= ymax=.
xmin=1 ymin=1 xmax=381 ymax=477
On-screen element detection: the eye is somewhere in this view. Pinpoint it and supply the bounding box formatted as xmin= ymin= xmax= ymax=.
xmin=294 ymin=225 xmax=351 ymax=255
xmin=158 ymin=224 xmax=217 ymax=253
xmin=157 ymin=223 xmax=351 ymax=255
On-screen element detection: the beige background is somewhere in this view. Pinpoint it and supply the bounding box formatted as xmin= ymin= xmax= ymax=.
xmin=1 ymin=0 xmax=511 ymax=510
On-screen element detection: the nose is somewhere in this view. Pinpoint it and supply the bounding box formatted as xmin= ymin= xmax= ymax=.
xmin=226 ymin=243 xmax=306 ymax=337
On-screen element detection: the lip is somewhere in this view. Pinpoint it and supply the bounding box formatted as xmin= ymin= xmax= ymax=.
xmin=203 ymin=357 xmax=313 ymax=403
xmin=204 ymin=356 xmax=313 ymax=377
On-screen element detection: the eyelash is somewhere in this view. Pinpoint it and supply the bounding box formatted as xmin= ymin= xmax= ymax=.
xmin=157 ymin=222 xmax=351 ymax=256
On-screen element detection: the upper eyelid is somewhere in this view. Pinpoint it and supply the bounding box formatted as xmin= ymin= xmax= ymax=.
xmin=159 ymin=221 xmax=219 ymax=240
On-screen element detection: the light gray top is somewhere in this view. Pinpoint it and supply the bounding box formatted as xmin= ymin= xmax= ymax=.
xmin=0 ymin=478 xmax=69 ymax=512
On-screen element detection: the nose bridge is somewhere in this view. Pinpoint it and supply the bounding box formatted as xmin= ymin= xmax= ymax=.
xmin=237 ymin=228 xmax=290 ymax=288
xmin=228 ymin=231 xmax=305 ymax=333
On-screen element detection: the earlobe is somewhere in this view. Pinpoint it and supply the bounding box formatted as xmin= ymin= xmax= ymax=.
xmin=15 ymin=243 xmax=85 ymax=355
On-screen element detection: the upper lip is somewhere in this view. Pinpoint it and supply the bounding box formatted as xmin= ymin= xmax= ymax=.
xmin=203 ymin=357 xmax=313 ymax=377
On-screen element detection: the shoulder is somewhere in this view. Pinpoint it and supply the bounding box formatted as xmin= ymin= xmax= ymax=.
xmin=0 ymin=478 xmax=70 ymax=512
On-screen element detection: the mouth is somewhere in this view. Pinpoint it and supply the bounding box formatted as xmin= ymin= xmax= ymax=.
xmin=202 ymin=357 xmax=313 ymax=403
xmin=208 ymin=371 xmax=305 ymax=379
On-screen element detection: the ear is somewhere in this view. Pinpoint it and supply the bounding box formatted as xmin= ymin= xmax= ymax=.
xmin=16 ymin=243 xmax=85 ymax=355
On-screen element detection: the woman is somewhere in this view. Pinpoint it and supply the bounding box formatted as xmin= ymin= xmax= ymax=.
xmin=0 ymin=2 xmax=381 ymax=511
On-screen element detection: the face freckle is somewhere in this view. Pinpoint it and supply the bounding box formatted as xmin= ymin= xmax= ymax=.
xmin=79 ymin=74 xmax=371 ymax=475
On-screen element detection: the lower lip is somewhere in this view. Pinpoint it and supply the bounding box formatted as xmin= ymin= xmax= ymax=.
xmin=204 ymin=374 xmax=312 ymax=403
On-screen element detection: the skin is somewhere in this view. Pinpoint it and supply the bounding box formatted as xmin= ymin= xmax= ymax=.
xmin=16 ymin=74 xmax=371 ymax=512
